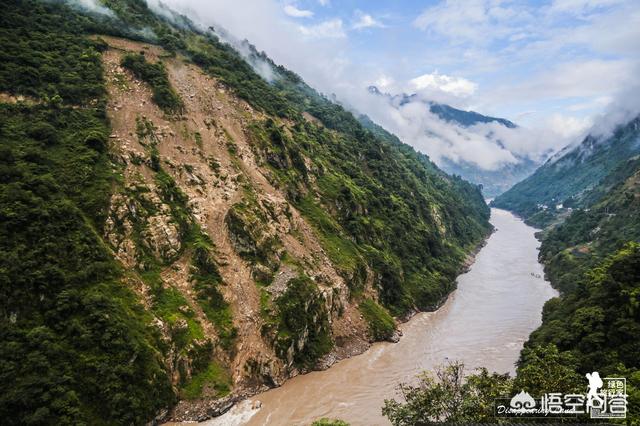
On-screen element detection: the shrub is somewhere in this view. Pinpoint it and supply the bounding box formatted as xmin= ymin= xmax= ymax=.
xmin=359 ymin=299 xmax=395 ymax=341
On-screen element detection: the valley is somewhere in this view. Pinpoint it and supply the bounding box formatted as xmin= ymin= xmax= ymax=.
xmin=0 ymin=0 xmax=638 ymax=424
xmin=196 ymin=208 xmax=557 ymax=425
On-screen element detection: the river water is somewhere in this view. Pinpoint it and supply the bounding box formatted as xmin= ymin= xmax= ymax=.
xmin=202 ymin=208 xmax=558 ymax=425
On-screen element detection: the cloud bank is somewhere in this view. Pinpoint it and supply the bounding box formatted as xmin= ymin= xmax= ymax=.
xmin=138 ymin=0 xmax=637 ymax=172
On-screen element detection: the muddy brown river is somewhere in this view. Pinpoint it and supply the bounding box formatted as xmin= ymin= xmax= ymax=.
xmin=200 ymin=208 xmax=558 ymax=425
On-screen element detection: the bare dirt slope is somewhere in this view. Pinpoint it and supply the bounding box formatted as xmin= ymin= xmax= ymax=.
xmin=99 ymin=36 xmax=371 ymax=419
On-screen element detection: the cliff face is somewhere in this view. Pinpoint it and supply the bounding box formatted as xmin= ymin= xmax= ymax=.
xmin=0 ymin=1 xmax=491 ymax=423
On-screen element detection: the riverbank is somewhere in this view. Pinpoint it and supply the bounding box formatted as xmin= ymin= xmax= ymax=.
xmin=164 ymin=227 xmax=492 ymax=423
xmin=238 ymin=208 xmax=555 ymax=425
xmin=166 ymin=209 xmax=554 ymax=425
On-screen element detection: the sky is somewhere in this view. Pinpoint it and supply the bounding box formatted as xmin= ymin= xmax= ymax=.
xmin=141 ymin=0 xmax=640 ymax=171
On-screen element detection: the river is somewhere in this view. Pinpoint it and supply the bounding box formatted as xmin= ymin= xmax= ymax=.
xmin=201 ymin=208 xmax=558 ymax=425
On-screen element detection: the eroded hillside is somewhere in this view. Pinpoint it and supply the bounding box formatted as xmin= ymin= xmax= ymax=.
xmin=100 ymin=36 xmax=378 ymax=417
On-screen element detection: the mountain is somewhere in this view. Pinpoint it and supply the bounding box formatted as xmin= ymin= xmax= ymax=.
xmin=490 ymin=113 xmax=640 ymax=420
xmin=364 ymin=86 xmax=538 ymax=197
xmin=492 ymin=115 xmax=640 ymax=226
xmin=438 ymin=155 xmax=539 ymax=198
xmin=516 ymin=148 xmax=640 ymax=409
xmin=429 ymin=103 xmax=516 ymax=128
xmin=0 ymin=0 xmax=491 ymax=423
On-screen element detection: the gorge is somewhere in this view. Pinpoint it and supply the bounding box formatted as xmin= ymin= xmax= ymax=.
xmin=194 ymin=208 xmax=557 ymax=425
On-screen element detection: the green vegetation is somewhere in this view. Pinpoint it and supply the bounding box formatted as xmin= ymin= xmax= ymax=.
xmin=225 ymin=188 xmax=281 ymax=269
xmin=383 ymin=346 xmax=585 ymax=425
xmin=180 ymin=360 xmax=231 ymax=400
xmin=121 ymin=53 xmax=184 ymax=115
xmin=0 ymin=1 xmax=107 ymax=105
xmin=0 ymin=4 xmax=190 ymax=421
xmin=382 ymin=361 xmax=512 ymax=425
xmin=522 ymin=245 xmax=640 ymax=422
xmin=151 ymin=280 xmax=204 ymax=345
xmin=359 ymin=299 xmax=396 ymax=341
xmin=272 ymin=276 xmax=333 ymax=368
xmin=247 ymin=114 xmax=489 ymax=315
xmin=311 ymin=419 xmax=350 ymax=426
xmin=296 ymin=194 xmax=364 ymax=274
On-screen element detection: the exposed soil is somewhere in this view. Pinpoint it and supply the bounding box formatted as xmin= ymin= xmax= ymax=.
xmin=99 ymin=36 xmax=373 ymax=421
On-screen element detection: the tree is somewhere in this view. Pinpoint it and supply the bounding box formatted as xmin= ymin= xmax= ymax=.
xmin=514 ymin=344 xmax=583 ymax=401
xmin=382 ymin=361 xmax=512 ymax=425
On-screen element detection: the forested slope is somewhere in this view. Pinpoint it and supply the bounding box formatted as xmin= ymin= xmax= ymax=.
xmin=494 ymin=117 xmax=640 ymax=422
xmin=492 ymin=116 xmax=640 ymax=227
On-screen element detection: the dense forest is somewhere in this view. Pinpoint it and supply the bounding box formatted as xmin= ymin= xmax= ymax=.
xmin=523 ymin=151 xmax=640 ymax=421
xmin=0 ymin=0 xmax=491 ymax=423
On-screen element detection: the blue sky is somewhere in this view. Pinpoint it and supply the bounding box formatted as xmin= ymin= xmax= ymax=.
xmin=281 ymin=0 xmax=637 ymax=121
xmin=157 ymin=0 xmax=639 ymax=169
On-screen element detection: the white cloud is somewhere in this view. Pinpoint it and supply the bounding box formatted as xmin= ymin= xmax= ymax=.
xmin=567 ymin=96 xmax=612 ymax=112
xmin=409 ymin=72 xmax=478 ymax=98
xmin=565 ymin=5 xmax=640 ymax=56
xmin=284 ymin=4 xmax=313 ymax=18
xmin=66 ymin=0 xmax=115 ymax=16
xmin=379 ymin=99 xmax=519 ymax=170
xmin=353 ymin=12 xmax=384 ymax=30
xmin=489 ymin=59 xmax=634 ymax=104
xmin=548 ymin=0 xmax=626 ymax=15
xmin=318 ymin=0 xmax=329 ymax=5
xmin=588 ymin=84 xmax=640 ymax=138
xmin=299 ymin=19 xmax=346 ymax=39
xmin=545 ymin=114 xmax=592 ymax=139
xmin=373 ymin=75 xmax=395 ymax=89
xmin=412 ymin=0 xmax=530 ymax=45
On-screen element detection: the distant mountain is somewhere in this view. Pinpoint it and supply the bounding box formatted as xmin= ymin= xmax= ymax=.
xmin=439 ymin=156 xmax=539 ymax=197
xmin=367 ymin=86 xmax=517 ymax=129
xmin=492 ymin=115 xmax=640 ymax=226
xmin=364 ymin=86 xmax=536 ymax=196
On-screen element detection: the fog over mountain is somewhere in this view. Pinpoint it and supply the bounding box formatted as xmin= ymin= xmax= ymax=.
xmin=362 ymin=86 xmax=544 ymax=196
xmin=129 ymin=0 xmax=639 ymax=196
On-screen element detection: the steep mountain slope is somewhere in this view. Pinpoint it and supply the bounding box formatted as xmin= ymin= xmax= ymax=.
xmin=538 ymin=156 xmax=640 ymax=292
xmin=364 ymin=86 xmax=538 ymax=196
xmin=492 ymin=116 xmax=640 ymax=226
xmin=515 ymin=155 xmax=640 ymax=420
xmin=487 ymin=112 xmax=640 ymax=421
xmin=0 ymin=0 xmax=490 ymax=423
